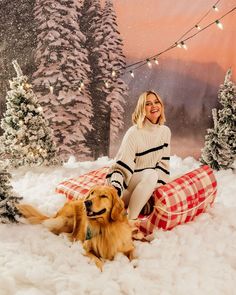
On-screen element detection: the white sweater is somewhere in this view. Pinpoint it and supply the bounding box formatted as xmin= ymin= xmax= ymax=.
xmin=106 ymin=118 xmax=171 ymax=194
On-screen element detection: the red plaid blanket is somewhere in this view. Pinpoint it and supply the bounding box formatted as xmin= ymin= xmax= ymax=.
xmin=138 ymin=165 xmax=217 ymax=235
xmin=55 ymin=165 xmax=217 ymax=235
xmin=55 ymin=167 xmax=109 ymax=200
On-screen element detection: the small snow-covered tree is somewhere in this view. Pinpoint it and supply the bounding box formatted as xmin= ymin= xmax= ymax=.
xmin=32 ymin=0 xmax=93 ymax=160
xmin=0 ymin=60 xmax=60 ymax=168
xmin=102 ymin=0 xmax=128 ymax=143
xmin=200 ymin=69 xmax=236 ymax=170
xmin=0 ymin=160 xmax=22 ymax=223
xmin=217 ymin=69 xmax=236 ymax=157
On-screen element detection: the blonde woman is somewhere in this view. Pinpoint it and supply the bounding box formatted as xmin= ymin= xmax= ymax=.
xmin=106 ymin=90 xmax=171 ymax=220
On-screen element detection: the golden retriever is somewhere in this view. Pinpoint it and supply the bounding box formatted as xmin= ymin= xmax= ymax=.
xmin=17 ymin=200 xmax=87 ymax=242
xmin=83 ymin=185 xmax=134 ymax=270
xmin=18 ymin=185 xmax=135 ymax=270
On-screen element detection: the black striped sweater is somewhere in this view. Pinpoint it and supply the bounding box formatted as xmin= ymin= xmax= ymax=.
xmin=106 ymin=119 xmax=171 ymax=194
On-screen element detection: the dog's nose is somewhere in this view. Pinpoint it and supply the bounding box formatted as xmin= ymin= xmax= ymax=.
xmin=84 ymin=200 xmax=92 ymax=209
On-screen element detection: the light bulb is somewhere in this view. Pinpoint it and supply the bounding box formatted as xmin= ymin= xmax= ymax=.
xmin=147 ymin=59 xmax=152 ymax=68
xmin=176 ymin=42 xmax=182 ymax=48
xmin=112 ymin=70 xmax=116 ymax=77
xmin=130 ymin=71 xmax=134 ymax=78
xmin=213 ymin=5 xmax=219 ymax=11
xmin=195 ymin=24 xmax=201 ymax=30
xmin=215 ymin=20 xmax=223 ymax=30
xmin=49 ymin=86 xmax=54 ymax=94
xmin=105 ymin=81 xmax=109 ymax=88
xmin=154 ymin=58 xmax=159 ymax=65
xmin=181 ymin=41 xmax=188 ymax=50
xmin=80 ymin=81 xmax=84 ymax=88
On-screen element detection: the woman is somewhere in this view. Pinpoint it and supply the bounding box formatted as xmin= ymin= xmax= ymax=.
xmin=106 ymin=90 xmax=171 ymax=220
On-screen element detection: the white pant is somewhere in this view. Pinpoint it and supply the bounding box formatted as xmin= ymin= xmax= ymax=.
xmin=122 ymin=169 xmax=158 ymax=219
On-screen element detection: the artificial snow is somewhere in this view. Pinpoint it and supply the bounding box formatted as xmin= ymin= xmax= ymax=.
xmin=0 ymin=155 xmax=236 ymax=295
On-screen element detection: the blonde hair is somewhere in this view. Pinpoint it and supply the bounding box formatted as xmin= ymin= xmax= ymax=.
xmin=132 ymin=90 xmax=166 ymax=128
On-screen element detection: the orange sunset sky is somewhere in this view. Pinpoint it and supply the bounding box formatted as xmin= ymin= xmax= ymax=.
xmin=110 ymin=0 xmax=236 ymax=79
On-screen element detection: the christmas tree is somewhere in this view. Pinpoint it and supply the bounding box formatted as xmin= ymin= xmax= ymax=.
xmin=0 ymin=160 xmax=22 ymax=223
xmin=200 ymin=69 xmax=236 ymax=170
xmin=218 ymin=69 xmax=236 ymax=156
xmin=0 ymin=60 xmax=60 ymax=168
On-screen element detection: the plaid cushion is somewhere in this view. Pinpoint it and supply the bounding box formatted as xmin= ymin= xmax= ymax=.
xmin=138 ymin=165 xmax=217 ymax=235
xmin=55 ymin=167 xmax=109 ymax=200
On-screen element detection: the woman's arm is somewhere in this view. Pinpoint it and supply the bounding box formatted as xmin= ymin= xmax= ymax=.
xmin=106 ymin=128 xmax=137 ymax=196
xmin=155 ymin=126 xmax=171 ymax=185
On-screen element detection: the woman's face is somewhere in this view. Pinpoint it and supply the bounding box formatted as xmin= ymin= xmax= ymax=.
xmin=145 ymin=93 xmax=162 ymax=124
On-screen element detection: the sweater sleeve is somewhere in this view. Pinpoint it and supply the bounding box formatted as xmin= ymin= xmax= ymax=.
xmin=155 ymin=126 xmax=171 ymax=186
xmin=106 ymin=127 xmax=137 ymax=195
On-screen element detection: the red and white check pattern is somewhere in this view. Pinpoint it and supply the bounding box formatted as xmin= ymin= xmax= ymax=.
xmin=138 ymin=165 xmax=217 ymax=235
xmin=55 ymin=167 xmax=109 ymax=200
xmin=55 ymin=165 xmax=217 ymax=236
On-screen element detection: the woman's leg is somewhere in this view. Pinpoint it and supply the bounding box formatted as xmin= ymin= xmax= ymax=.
xmin=127 ymin=169 xmax=158 ymax=220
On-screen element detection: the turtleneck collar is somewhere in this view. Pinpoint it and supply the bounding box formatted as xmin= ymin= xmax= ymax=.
xmin=143 ymin=118 xmax=161 ymax=130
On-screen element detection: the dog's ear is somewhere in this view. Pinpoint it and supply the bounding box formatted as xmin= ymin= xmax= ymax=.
xmin=71 ymin=201 xmax=86 ymax=242
xmin=111 ymin=188 xmax=125 ymax=221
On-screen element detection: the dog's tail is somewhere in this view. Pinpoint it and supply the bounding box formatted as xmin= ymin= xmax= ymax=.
xmin=17 ymin=204 xmax=49 ymax=224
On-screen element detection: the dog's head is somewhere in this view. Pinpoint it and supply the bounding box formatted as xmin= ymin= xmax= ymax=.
xmin=84 ymin=185 xmax=125 ymax=224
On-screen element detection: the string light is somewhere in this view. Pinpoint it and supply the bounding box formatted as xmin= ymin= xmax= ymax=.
xmin=49 ymin=86 xmax=53 ymax=94
xmin=176 ymin=41 xmax=188 ymax=50
xmin=176 ymin=42 xmax=182 ymax=48
xmin=215 ymin=19 xmax=223 ymax=30
xmin=154 ymin=58 xmax=159 ymax=65
xmin=80 ymin=81 xmax=84 ymax=88
xmin=180 ymin=41 xmax=188 ymax=50
xmin=213 ymin=5 xmax=219 ymax=11
xmin=130 ymin=71 xmax=134 ymax=78
xmin=119 ymin=5 xmax=235 ymax=76
xmin=147 ymin=59 xmax=152 ymax=68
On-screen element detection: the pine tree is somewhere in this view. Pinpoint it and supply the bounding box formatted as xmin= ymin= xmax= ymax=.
xmin=80 ymin=0 xmax=127 ymax=158
xmin=80 ymin=0 xmax=110 ymax=159
xmin=200 ymin=69 xmax=236 ymax=170
xmin=32 ymin=0 xmax=93 ymax=160
xmin=218 ymin=69 xmax=236 ymax=157
xmin=0 ymin=60 xmax=60 ymax=168
xmin=0 ymin=160 xmax=22 ymax=223
xmin=102 ymin=0 xmax=128 ymax=145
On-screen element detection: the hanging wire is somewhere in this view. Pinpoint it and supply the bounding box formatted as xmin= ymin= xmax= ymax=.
xmin=121 ymin=5 xmax=235 ymax=76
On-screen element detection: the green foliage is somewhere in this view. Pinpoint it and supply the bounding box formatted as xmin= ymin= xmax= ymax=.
xmin=200 ymin=69 xmax=236 ymax=170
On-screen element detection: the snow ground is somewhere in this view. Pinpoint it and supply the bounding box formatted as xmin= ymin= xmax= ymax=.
xmin=0 ymin=155 xmax=236 ymax=295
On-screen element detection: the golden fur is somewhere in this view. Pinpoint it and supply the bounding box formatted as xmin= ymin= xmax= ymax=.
xmin=18 ymin=185 xmax=135 ymax=270
xmin=17 ymin=200 xmax=87 ymax=242
xmin=83 ymin=185 xmax=134 ymax=270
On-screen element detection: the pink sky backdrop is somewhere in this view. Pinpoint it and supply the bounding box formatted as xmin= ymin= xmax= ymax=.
xmin=111 ymin=0 xmax=236 ymax=79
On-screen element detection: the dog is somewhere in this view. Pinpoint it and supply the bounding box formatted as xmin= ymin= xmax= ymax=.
xmin=17 ymin=200 xmax=87 ymax=242
xmin=83 ymin=185 xmax=135 ymax=270
xmin=18 ymin=185 xmax=135 ymax=270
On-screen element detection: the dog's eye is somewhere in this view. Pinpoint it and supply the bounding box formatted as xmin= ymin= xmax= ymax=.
xmin=85 ymin=194 xmax=91 ymax=200
xmin=100 ymin=195 xmax=108 ymax=199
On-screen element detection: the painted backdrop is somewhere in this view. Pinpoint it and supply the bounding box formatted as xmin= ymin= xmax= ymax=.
xmin=0 ymin=0 xmax=235 ymax=160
